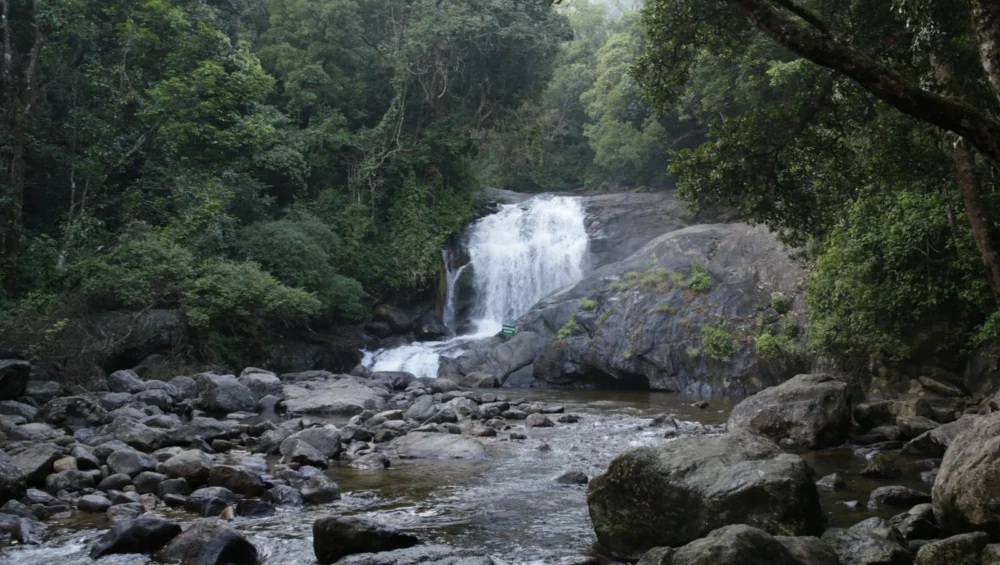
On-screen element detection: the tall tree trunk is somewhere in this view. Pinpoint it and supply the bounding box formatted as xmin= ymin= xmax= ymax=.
xmin=973 ymin=0 xmax=1000 ymax=101
xmin=953 ymin=138 xmax=1000 ymax=304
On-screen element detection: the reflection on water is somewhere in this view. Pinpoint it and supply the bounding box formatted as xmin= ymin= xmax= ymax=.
xmin=2 ymin=390 xmax=923 ymax=565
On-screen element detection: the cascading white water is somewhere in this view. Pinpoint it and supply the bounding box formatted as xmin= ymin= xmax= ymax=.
xmin=364 ymin=195 xmax=589 ymax=378
xmin=468 ymin=196 xmax=589 ymax=325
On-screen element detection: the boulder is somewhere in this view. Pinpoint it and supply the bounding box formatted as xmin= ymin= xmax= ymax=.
xmin=867 ymin=486 xmax=931 ymax=511
xmin=35 ymin=395 xmax=111 ymax=429
xmin=24 ymin=380 xmax=61 ymax=403
xmin=106 ymin=502 xmax=146 ymax=523
xmin=10 ymin=422 xmax=63 ymax=442
xmin=903 ymin=416 xmax=978 ymax=457
xmin=301 ymin=473 xmax=340 ymax=504
xmin=107 ymin=449 xmax=158 ymax=477
xmin=727 ymin=374 xmax=851 ymax=450
xmin=45 ymin=469 xmax=95 ymax=493
xmin=0 ymin=399 xmax=36 ymax=420
xmin=155 ymin=520 xmax=256 ymax=565
xmin=133 ymin=471 xmax=167 ymax=495
xmin=313 ymin=516 xmax=421 ymax=564
xmin=263 ymin=485 xmax=304 ymax=506
xmin=279 ymin=426 xmax=342 ymax=459
xmin=587 ymin=431 xmax=823 ymax=558
xmin=666 ymin=525 xmax=820 ymax=565
xmin=933 ymin=411 xmax=1000 ymax=536
xmin=159 ymin=450 xmax=213 ymax=484
xmin=194 ymin=373 xmax=257 ymax=414
xmin=373 ymin=304 xmax=412 ymax=333
xmin=280 ymin=438 xmax=328 ymax=467
xmin=108 ymin=370 xmax=146 ymax=394
xmin=854 ymin=399 xmax=932 ymax=428
xmin=525 ymin=413 xmax=555 ymax=428
xmin=461 ymin=372 xmax=499 ymax=389
xmin=238 ymin=370 xmax=283 ymax=400
xmin=0 ymin=360 xmax=30 ymax=400
xmin=890 ymin=504 xmax=939 ymax=541
xmin=0 ymin=455 xmax=27 ymax=504
xmin=208 ymin=465 xmax=265 ymax=497
xmin=821 ymin=528 xmax=912 ymax=565
xmin=90 ymin=516 xmax=182 ymax=558
xmin=404 ymin=395 xmax=437 ymax=422
xmin=78 ymin=494 xmax=113 ymax=512
xmin=168 ymin=417 xmax=233 ymax=445
xmin=391 ymin=432 xmax=487 ymax=460
xmin=11 ymin=442 xmax=62 ymax=484
xmin=185 ymin=487 xmax=240 ymax=516
xmin=914 ymin=532 xmax=990 ymax=565
xmin=283 ymin=376 xmax=389 ymax=416
xmin=93 ymin=416 xmax=166 ymax=452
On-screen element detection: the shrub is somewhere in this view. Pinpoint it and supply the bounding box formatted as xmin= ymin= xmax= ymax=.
xmin=557 ymin=315 xmax=582 ymax=340
xmin=579 ymin=299 xmax=598 ymax=311
xmin=771 ymin=293 xmax=792 ymax=314
xmin=702 ymin=326 xmax=738 ymax=361
xmin=755 ymin=332 xmax=799 ymax=359
xmin=688 ymin=263 xmax=712 ymax=292
xmin=181 ymin=260 xmax=321 ymax=336
xmin=686 ymin=346 xmax=701 ymax=359
xmin=238 ymin=213 xmax=365 ymax=321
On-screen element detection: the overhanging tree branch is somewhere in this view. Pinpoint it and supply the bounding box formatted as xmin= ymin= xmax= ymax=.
xmin=727 ymin=0 xmax=1000 ymax=165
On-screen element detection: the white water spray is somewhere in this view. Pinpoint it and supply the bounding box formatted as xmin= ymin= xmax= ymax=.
xmin=365 ymin=195 xmax=589 ymax=378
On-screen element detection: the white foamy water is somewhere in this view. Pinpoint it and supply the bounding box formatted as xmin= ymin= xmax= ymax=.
xmin=365 ymin=195 xmax=589 ymax=378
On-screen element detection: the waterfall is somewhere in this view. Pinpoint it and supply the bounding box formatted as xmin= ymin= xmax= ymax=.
xmin=364 ymin=194 xmax=589 ymax=378
xmin=467 ymin=196 xmax=589 ymax=326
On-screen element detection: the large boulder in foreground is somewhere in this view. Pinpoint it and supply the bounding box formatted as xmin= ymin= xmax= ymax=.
xmin=390 ymin=432 xmax=487 ymax=460
xmin=154 ymin=520 xmax=256 ymax=565
xmin=89 ymin=516 xmax=182 ymax=558
xmin=313 ymin=516 xmax=420 ymax=564
xmin=587 ymin=431 xmax=823 ymax=559
xmin=727 ymin=374 xmax=851 ymax=450
xmin=933 ymin=411 xmax=1000 ymax=536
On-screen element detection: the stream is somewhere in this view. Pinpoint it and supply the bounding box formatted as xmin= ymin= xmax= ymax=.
xmin=3 ymin=389 xmax=933 ymax=565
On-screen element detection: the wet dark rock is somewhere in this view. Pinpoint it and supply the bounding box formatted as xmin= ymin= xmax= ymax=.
xmin=556 ymin=471 xmax=589 ymax=485
xmin=78 ymin=494 xmax=113 ymax=512
xmin=89 ymin=516 xmax=182 ymax=558
xmin=890 ymin=504 xmax=940 ymax=541
xmin=163 ymin=494 xmax=187 ymax=507
xmin=349 ymin=452 xmax=390 ymax=470
xmin=587 ymin=431 xmax=823 ymax=558
xmin=423 ymin=407 xmax=459 ymax=425
xmin=0 ymin=515 xmax=44 ymax=545
xmin=185 ymin=487 xmax=240 ymax=515
xmin=373 ymin=304 xmax=412 ymax=333
xmin=24 ymin=380 xmax=61 ymax=403
xmin=867 ymin=486 xmax=931 ymax=512
xmin=661 ymin=525 xmax=832 ymax=565
xmin=469 ymin=426 xmax=497 ymax=438
xmin=914 ymin=532 xmax=990 ymax=565
xmin=45 ymin=469 xmax=94 ymax=493
xmin=1 ymin=498 xmax=34 ymax=518
xmin=859 ymin=454 xmax=902 ymax=479
xmin=70 ymin=445 xmax=100 ymax=470
xmin=558 ymin=414 xmax=581 ymax=424
xmin=636 ymin=547 xmax=675 ymax=565
xmin=155 ymin=520 xmax=257 ymax=565
xmin=933 ymin=411 xmax=1000 ymax=535
xmin=135 ymin=389 xmax=173 ymax=410
xmin=108 ymin=370 xmax=146 ymax=394
xmin=816 ymin=473 xmax=846 ymax=491
xmin=22 ymin=488 xmax=53 ymax=505
xmin=0 ymin=360 xmax=31 ymax=400
xmin=168 ymin=417 xmax=233 ymax=445
xmin=235 ymin=499 xmax=275 ymax=517
xmin=10 ymin=442 xmax=62 ymax=484
xmin=281 ymin=438 xmax=328 ymax=467
xmin=461 ymin=372 xmax=499 ymax=389
xmin=313 ymin=515 xmax=421 ymax=564
xmin=100 ymin=392 xmax=134 ymax=411
xmin=134 ymin=471 xmax=167 ymax=494
xmin=93 ymin=416 xmax=167 ymax=452
xmin=98 ymin=473 xmax=132 ymax=492
xmin=897 ymin=416 xmax=939 ymax=440
xmin=0 ymin=399 xmax=36 ymax=420
xmin=194 ymin=373 xmax=257 ymax=414
xmin=903 ymin=416 xmax=978 ymax=457
xmin=34 ymin=395 xmax=109 ymax=429
xmin=848 ymin=517 xmax=904 ymax=545
xmin=821 ymin=527 xmax=912 ymax=565
xmin=107 ymin=449 xmax=158 ymax=477
xmin=159 ymin=449 xmax=213 ymax=484
xmin=279 ymin=426 xmax=342 ymax=459
xmin=301 ymin=473 xmax=340 ymax=504
xmin=263 ymin=485 xmax=304 ymax=506
xmin=106 ymin=502 xmax=146 ymax=523
xmin=525 ymin=413 xmax=555 ymax=428
xmin=208 ymin=465 xmax=265 ymax=497
xmin=854 ymin=399 xmax=932 ymax=429
xmin=10 ymin=422 xmax=63 ymax=442
xmin=391 ymin=432 xmax=486 ymax=460
xmin=158 ymin=477 xmax=191 ymax=497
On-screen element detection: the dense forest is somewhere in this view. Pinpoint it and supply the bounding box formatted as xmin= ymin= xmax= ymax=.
xmin=4 ymin=0 xmax=1000 ymax=383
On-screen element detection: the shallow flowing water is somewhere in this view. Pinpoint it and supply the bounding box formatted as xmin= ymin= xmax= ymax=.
xmin=1 ymin=390 xmax=934 ymax=565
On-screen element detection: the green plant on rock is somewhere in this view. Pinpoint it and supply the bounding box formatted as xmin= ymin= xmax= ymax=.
xmin=771 ymin=293 xmax=792 ymax=315
xmin=701 ymin=326 xmax=738 ymax=361
xmin=688 ymin=263 xmax=712 ymax=293
xmin=686 ymin=346 xmax=701 ymax=359
xmin=557 ymin=315 xmax=583 ymax=340
xmin=755 ymin=332 xmax=800 ymax=360
xmin=580 ymin=299 xmax=598 ymax=311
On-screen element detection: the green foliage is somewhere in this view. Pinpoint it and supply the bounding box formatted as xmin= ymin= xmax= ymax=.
xmin=687 ymin=263 xmax=711 ymax=292
xmin=701 ymin=326 xmax=737 ymax=361
xmin=579 ymin=299 xmax=599 ymax=311
xmin=181 ymin=259 xmax=321 ymax=335
xmin=809 ymin=190 xmax=991 ymax=360
xmin=685 ymin=346 xmax=701 ymax=359
xmin=755 ymin=332 xmax=799 ymax=360
xmin=771 ymin=293 xmax=792 ymax=315
xmin=557 ymin=315 xmax=583 ymax=340
xmin=237 ymin=213 xmax=365 ymax=320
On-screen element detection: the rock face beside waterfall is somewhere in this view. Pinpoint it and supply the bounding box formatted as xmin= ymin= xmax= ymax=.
xmin=448 ymin=217 xmax=807 ymax=394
